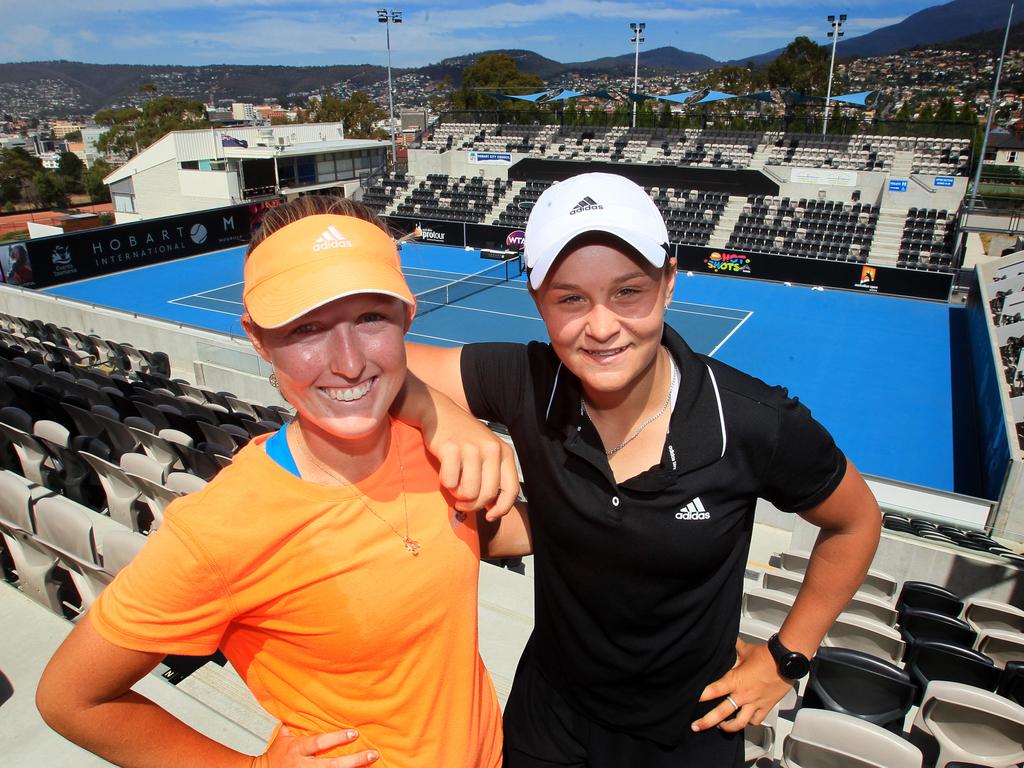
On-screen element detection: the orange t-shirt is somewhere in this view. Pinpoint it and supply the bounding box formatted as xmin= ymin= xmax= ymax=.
xmin=90 ymin=419 xmax=502 ymax=768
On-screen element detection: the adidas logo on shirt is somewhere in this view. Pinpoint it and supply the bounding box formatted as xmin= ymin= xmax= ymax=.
xmin=676 ymin=497 xmax=710 ymax=521
xmin=313 ymin=225 xmax=353 ymax=251
xmin=569 ymin=196 xmax=603 ymax=215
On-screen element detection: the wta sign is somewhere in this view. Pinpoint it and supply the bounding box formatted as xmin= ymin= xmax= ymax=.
xmin=506 ymin=230 xmax=525 ymax=250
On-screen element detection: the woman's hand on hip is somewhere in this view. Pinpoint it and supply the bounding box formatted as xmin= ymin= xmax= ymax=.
xmin=251 ymin=726 xmax=379 ymax=767
xmin=691 ymin=639 xmax=794 ymax=733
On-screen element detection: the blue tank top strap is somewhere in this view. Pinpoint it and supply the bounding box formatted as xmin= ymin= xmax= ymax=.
xmin=264 ymin=422 xmax=301 ymax=478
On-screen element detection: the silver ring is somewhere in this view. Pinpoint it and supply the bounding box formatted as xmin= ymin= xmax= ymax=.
xmin=726 ymin=694 xmax=740 ymax=711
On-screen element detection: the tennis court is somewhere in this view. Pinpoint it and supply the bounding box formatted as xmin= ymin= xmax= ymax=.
xmin=44 ymin=242 xmax=956 ymax=492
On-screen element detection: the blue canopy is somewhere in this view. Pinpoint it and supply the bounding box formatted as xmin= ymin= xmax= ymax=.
xmin=582 ymin=90 xmax=613 ymax=100
xmin=830 ymin=91 xmax=876 ymax=107
xmin=695 ymin=90 xmax=738 ymax=105
xmin=657 ymin=90 xmax=700 ymax=104
xmin=493 ymin=91 xmax=549 ymax=103
xmin=741 ymin=91 xmax=777 ymax=104
xmin=546 ymin=90 xmax=583 ymax=102
xmin=626 ymin=92 xmax=660 ymax=103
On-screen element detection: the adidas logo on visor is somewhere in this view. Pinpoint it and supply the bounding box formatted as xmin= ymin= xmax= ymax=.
xmin=313 ymin=225 xmax=353 ymax=251
xmin=569 ymin=196 xmax=603 ymax=215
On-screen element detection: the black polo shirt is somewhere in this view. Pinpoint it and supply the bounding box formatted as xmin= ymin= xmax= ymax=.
xmin=461 ymin=324 xmax=846 ymax=745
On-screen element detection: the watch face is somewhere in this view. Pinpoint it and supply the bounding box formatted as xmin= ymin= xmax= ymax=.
xmin=780 ymin=652 xmax=810 ymax=679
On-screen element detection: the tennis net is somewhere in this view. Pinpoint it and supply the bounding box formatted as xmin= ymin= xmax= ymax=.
xmin=414 ymin=255 xmax=522 ymax=316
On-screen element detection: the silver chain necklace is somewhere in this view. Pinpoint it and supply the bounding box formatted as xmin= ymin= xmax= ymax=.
xmin=296 ymin=424 xmax=421 ymax=556
xmin=581 ymin=355 xmax=677 ymax=458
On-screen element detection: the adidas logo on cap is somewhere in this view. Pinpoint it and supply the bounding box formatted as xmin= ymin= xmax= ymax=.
xmin=569 ymin=196 xmax=603 ymax=215
xmin=313 ymin=225 xmax=353 ymax=252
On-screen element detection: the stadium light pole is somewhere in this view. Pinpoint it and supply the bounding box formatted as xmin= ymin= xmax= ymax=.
xmin=630 ymin=22 xmax=645 ymax=129
xmin=968 ymin=2 xmax=1014 ymax=213
xmin=822 ymin=13 xmax=846 ymax=135
xmin=378 ymin=8 xmax=402 ymax=168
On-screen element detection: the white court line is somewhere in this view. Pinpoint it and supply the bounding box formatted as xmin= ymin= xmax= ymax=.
xmin=168 ymin=299 xmax=243 ymax=318
xmin=708 ymin=311 xmax=754 ymax=357
xmin=407 ymin=330 xmax=468 ymax=345
xmin=666 ymin=306 xmax=749 ymax=321
xmin=178 ymin=295 xmax=243 ymax=307
xmin=169 ymin=280 xmax=244 ymax=305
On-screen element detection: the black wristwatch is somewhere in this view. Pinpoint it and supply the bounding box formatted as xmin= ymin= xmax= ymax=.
xmin=767 ymin=633 xmax=811 ymax=680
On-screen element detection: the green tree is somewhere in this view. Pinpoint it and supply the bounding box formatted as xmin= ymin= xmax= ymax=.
xmin=84 ymin=158 xmax=114 ymax=201
xmin=309 ymin=92 xmax=387 ymax=139
xmin=766 ymin=37 xmax=829 ymax=95
xmin=0 ymin=147 xmax=43 ymax=206
xmin=57 ymin=151 xmax=84 ymax=183
xmin=24 ymin=171 xmax=70 ymax=208
xmin=96 ymin=96 xmax=208 ymax=158
xmin=451 ymin=53 xmax=545 ymax=112
xmin=659 ymin=100 xmax=674 ymax=129
xmin=63 ymin=129 xmax=82 ymax=141
xmin=934 ymin=98 xmax=957 ymax=123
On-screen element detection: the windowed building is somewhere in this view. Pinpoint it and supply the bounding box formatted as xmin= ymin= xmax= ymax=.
xmin=103 ymin=123 xmax=388 ymax=222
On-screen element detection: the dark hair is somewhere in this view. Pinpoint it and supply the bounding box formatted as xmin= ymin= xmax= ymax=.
xmin=246 ymin=196 xmax=392 ymax=260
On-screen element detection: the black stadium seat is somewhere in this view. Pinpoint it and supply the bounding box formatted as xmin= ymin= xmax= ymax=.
xmin=897 ymin=581 xmax=963 ymax=619
xmin=906 ymin=640 xmax=1000 ymax=703
xmin=801 ymin=646 xmax=916 ymax=733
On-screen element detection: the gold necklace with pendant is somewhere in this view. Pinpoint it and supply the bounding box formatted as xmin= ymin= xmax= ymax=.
xmin=295 ymin=424 xmax=421 ymax=556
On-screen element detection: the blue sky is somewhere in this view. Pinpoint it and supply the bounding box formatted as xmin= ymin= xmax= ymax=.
xmin=0 ymin=0 xmax=943 ymax=67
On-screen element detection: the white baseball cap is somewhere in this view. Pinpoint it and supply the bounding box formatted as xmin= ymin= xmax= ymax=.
xmin=523 ymin=172 xmax=670 ymax=289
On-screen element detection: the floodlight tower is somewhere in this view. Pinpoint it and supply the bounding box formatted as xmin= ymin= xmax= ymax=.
xmin=378 ymin=8 xmax=402 ymax=167
xmin=630 ymin=22 xmax=646 ymax=129
xmin=822 ymin=13 xmax=846 ymax=135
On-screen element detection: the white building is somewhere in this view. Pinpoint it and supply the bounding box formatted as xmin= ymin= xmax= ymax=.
xmin=231 ymin=102 xmax=257 ymax=122
xmin=103 ymin=124 xmax=388 ymax=223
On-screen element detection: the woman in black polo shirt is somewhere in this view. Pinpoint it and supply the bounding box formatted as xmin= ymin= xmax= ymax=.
xmin=407 ymin=172 xmax=881 ymax=767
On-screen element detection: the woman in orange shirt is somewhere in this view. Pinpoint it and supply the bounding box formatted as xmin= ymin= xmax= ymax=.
xmin=36 ymin=197 xmax=522 ymax=768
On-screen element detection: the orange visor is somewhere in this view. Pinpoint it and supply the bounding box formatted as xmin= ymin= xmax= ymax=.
xmin=243 ymin=214 xmax=416 ymax=329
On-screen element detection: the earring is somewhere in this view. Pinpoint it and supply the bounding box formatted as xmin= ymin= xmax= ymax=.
xmin=269 ymin=371 xmax=279 ymax=388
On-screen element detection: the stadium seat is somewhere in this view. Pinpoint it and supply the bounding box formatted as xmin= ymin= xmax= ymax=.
xmin=823 ymin=613 xmax=905 ymax=665
xmin=744 ymin=721 xmax=774 ymax=766
xmin=896 ymin=581 xmax=963 ymax=619
xmin=165 ymin=471 xmax=208 ymax=495
xmin=762 ymin=570 xmax=898 ymax=626
xmin=912 ymin=680 xmax=1024 ymax=768
xmin=976 ymin=630 xmax=1024 ymax=670
xmin=128 ymin=427 xmax=180 ymax=476
xmin=906 ymin=640 xmax=1000 ymax=703
xmin=782 ymin=708 xmax=923 ymax=768
xmin=777 ymin=550 xmax=898 ymax=603
xmin=964 ymin=599 xmax=1024 ymax=635
xmin=32 ymin=493 xmax=125 ymax=617
xmin=0 ymin=407 xmax=52 ymax=485
xmin=899 ymin=607 xmax=976 ymax=656
xmin=0 ymin=470 xmax=60 ymax=611
xmin=80 ymin=451 xmax=142 ymax=530
xmin=101 ymin=528 xmax=148 ymax=576
xmin=802 ymin=646 xmax=916 ymax=734
xmin=998 ymin=661 xmax=1024 ymax=706
xmin=741 ymin=587 xmax=793 ymax=629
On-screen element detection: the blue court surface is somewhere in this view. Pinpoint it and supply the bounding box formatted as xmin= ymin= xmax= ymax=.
xmin=46 ymin=243 xmax=955 ymax=492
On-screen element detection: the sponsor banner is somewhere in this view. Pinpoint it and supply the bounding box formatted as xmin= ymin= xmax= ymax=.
xmin=386 ymin=216 xmax=466 ymax=248
xmin=888 ymin=179 xmax=909 ymax=193
xmin=934 ymin=176 xmax=955 ymax=188
xmin=676 ymin=245 xmax=953 ymax=301
xmin=466 ymin=223 xmax=521 ymax=253
xmin=11 ymin=200 xmax=281 ymax=290
xmin=467 ymin=151 xmax=512 ymax=165
xmin=789 ymin=168 xmax=858 ymax=187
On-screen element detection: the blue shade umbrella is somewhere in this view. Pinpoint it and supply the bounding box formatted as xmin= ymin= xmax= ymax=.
xmin=493 ymin=91 xmax=549 ymax=103
xmin=657 ymin=90 xmax=700 ymax=104
xmin=545 ymin=90 xmax=583 ymax=102
xmin=626 ymin=92 xmax=660 ymax=103
xmin=694 ymin=90 xmax=738 ymax=105
xmin=741 ymin=91 xmax=777 ymax=104
xmin=831 ymin=91 xmax=877 ymax=106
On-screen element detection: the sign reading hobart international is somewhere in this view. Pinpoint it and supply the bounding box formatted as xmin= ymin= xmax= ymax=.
xmin=17 ymin=203 xmax=263 ymax=289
